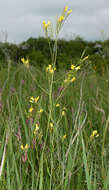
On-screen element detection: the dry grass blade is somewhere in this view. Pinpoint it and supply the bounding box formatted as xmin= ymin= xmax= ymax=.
xmin=0 ymin=134 xmax=8 ymax=179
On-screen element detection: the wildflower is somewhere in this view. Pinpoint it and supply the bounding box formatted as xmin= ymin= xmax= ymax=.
xmin=46 ymin=64 xmax=51 ymax=72
xmin=56 ymin=104 xmax=60 ymax=107
xmin=70 ymin=77 xmax=76 ymax=82
xmin=43 ymin=20 xmax=51 ymax=30
xmin=67 ymin=9 xmax=72 ymax=15
xmin=29 ymin=96 xmax=39 ymax=104
xmin=47 ymin=21 xmax=51 ymax=25
xmin=49 ymin=69 xmax=54 ymax=74
xmin=58 ymin=16 xmax=64 ymax=23
xmin=63 ymin=134 xmax=67 ymax=140
xmin=46 ymin=65 xmax=56 ymax=74
xmin=50 ymin=122 xmax=53 ymax=128
xmin=38 ymin=109 xmax=43 ymax=113
xmin=21 ymin=58 xmax=29 ymax=68
xmin=34 ymin=96 xmax=39 ymax=103
xmin=75 ymin=66 xmax=80 ymax=71
xmin=35 ymin=124 xmax=39 ymax=131
xmin=21 ymin=144 xmax=29 ymax=151
xmin=49 ymin=122 xmax=54 ymax=132
xmin=28 ymin=107 xmax=33 ymax=113
xmin=25 ymin=144 xmax=29 ymax=150
xmin=64 ymin=6 xmax=68 ymax=12
xmin=90 ymin=130 xmax=99 ymax=139
xmin=29 ymin=96 xmax=34 ymax=103
xmin=62 ymin=111 xmax=65 ymax=116
xmin=71 ymin=64 xmax=75 ymax=70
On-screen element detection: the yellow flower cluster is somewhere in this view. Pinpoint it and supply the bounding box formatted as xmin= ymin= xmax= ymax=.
xmin=64 ymin=6 xmax=68 ymax=12
xmin=71 ymin=64 xmax=80 ymax=71
xmin=64 ymin=6 xmax=72 ymax=15
xmin=46 ymin=64 xmax=56 ymax=74
xmin=64 ymin=76 xmax=76 ymax=83
xmin=90 ymin=130 xmax=99 ymax=139
xmin=43 ymin=20 xmax=51 ymax=30
xmin=58 ymin=6 xmax=72 ymax=24
xmin=21 ymin=58 xmax=29 ymax=68
xmin=21 ymin=144 xmax=29 ymax=151
xmin=29 ymin=96 xmax=39 ymax=104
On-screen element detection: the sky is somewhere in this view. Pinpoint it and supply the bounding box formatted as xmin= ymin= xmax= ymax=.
xmin=0 ymin=0 xmax=109 ymax=44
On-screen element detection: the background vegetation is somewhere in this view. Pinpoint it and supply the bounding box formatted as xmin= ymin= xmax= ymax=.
xmin=0 ymin=36 xmax=109 ymax=74
xmin=0 ymin=34 xmax=109 ymax=189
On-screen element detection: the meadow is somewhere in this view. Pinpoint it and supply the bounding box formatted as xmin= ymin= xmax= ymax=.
xmin=0 ymin=6 xmax=109 ymax=190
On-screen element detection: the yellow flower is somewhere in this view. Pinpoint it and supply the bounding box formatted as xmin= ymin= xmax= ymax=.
xmin=50 ymin=122 xmax=53 ymax=128
xmin=43 ymin=21 xmax=46 ymax=25
xmin=25 ymin=144 xmax=29 ymax=150
xmin=75 ymin=66 xmax=80 ymax=71
xmin=21 ymin=58 xmax=25 ymax=63
xmin=49 ymin=122 xmax=54 ymax=132
xmin=21 ymin=144 xmax=29 ymax=151
xmin=29 ymin=96 xmax=39 ymax=104
xmin=43 ymin=20 xmax=51 ymax=30
xmin=64 ymin=6 xmax=68 ymax=12
xmin=28 ymin=107 xmax=33 ymax=113
xmin=21 ymin=58 xmax=29 ymax=68
xmin=20 ymin=145 xmax=24 ymax=150
xmin=29 ymin=96 xmax=34 ymax=103
xmin=35 ymin=124 xmax=39 ymax=131
xmin=71 ymin=64 xmax=75 ymax=70
xmin=63 ymin=134 xmax=67 ymax=140
xmin=90 ymin=130 xmax=99 ymax=138
xmin=70 ymin=77 xmax=76 ymax=82
xmin=67 ymin=9 xmax=72 ymax=15
xmin=49 ymin=69 xmax=54 ymax=74
xmin=47 ymin=20 xmax=51 ymax=25
xmin=56 ymin=104 xmax=60 ymax=107
xmin=46 ymin=65 xmax=56 ymax=74
xmin=38 ymin=109 xmax=43 ymax=113
xmin=46 ymin=65 xmax=51 ymax=72
xmin=62 ymin=111 xmax=65 ymax=116
xmin=34 ymin=96 xmax=39 ymax=103
xmin=58 ymin=16 xmax=64 ymax=23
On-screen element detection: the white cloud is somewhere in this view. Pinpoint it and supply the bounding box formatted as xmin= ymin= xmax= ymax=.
xmin=0 ymin=0 xmax=109 ymax=43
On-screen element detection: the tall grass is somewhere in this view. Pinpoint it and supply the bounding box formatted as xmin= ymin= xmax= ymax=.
xmin=0 ymin=6 xmax=109 ymax=190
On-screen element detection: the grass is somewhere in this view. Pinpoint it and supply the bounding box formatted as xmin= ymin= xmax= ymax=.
xmin=0 ymin=62 xmax=108 ymax=189
xmin=0 ymin=6 xmax=109 ymax=190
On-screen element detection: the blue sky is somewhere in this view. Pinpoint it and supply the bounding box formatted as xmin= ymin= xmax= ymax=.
xmin=0 ymin=0 xmax=109 ymax=43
